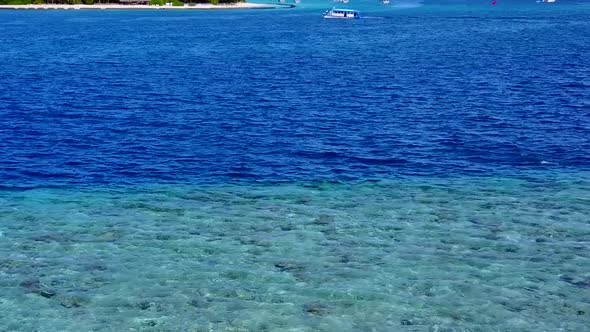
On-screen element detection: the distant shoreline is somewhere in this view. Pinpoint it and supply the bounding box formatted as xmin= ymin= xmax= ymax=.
xmin=0 ymin=3 xmax=289 ymax=10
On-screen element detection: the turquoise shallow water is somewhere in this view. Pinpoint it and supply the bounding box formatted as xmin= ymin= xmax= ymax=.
xmin=1 ymin=173 xmax=589 ymax=331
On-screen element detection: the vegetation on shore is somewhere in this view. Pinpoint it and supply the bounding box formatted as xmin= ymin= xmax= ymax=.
xmin=0 ymin=0 xmax=244 ymax=5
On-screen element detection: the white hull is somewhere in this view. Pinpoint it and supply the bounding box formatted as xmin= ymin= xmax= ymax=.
xmin=324 ymin=15 xmax=357 ymax=19
xmin=324 ymin=13 xmax=361 ymax=20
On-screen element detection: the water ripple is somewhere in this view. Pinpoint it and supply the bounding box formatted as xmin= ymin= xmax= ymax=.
xmin=0 ymin=7 xmax=589 ymax=187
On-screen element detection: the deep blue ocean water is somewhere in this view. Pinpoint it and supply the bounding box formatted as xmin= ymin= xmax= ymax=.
xmin=1 ymin=0 xmax=589 ymax=187
xmin=1 ymin=1 xmax=590 ymax=331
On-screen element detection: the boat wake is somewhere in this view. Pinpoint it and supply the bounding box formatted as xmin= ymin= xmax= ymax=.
xmin=391 ymin=0 xmax=424 ymax=9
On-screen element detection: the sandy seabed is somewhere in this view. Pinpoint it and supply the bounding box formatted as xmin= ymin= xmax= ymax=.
xmin=1 ymin=177 xmax=590 ymax=331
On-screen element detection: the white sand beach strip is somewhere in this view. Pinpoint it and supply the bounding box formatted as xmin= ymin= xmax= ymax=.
xmin=0 ymin=3 xmax=281 ymax=10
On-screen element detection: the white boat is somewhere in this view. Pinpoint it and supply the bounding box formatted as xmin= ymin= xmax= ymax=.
xmin=334 ymin=0 xmax=349 ymax=3
xmin=382 ymin=0 xmax=390 ymax=3
xmin=323 ymin=8 xmax=361 ymax=19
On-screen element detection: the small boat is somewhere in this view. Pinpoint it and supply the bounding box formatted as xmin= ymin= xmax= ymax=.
xmin=323 ymin=8 xmax=361 ymax=19
xmin=334 ymin=0 xmax=349 ymax=3
xmin=382 ymin=0 xmax=390 ymax=3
